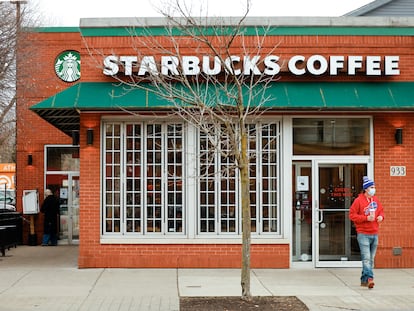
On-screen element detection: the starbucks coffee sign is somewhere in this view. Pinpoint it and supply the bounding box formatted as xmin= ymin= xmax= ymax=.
xmin=55 ymin=51 xmax=81 ymax=82
xmin=103 ymin=54 xmax=400 ymax=77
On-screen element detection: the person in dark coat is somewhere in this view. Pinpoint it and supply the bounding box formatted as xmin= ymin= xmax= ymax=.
xmin=41 ymin=189 xmax=59 ymax=246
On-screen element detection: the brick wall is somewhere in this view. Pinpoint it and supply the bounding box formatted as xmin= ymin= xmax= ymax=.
xmin=78 ymin=244 xmax=290 ymax=268
xmin=16 ymin=30 xmax=81 ymax=244
xmin=373 ymin=113 xmax=414 ymax=268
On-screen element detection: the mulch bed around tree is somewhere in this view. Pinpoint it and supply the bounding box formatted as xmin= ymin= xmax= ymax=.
xmin=180 ymin=296 xmax=309 ymax=311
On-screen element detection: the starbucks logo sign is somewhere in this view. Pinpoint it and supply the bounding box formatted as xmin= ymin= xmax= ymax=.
xmin=54 ymin=51 xmax=81 ymax=82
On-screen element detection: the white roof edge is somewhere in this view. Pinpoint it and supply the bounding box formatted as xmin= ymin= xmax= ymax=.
xmin=79 ymin=16 xmax=414 ymax=28
xmin=343 ymin=0 xmax=393 ymax=17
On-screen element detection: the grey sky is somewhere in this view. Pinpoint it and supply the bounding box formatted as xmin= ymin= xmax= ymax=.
xmin=32 ymin=0 xmax=374 ymax=26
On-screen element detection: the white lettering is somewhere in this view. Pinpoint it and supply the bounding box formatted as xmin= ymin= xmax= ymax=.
xmin=202 ymin=56 xmax=221 ymax=75
xmin=329 ymin=56 xmax=344 ymax=75
xmin=225 ymin=56 xmax=241 ymax=75
xmin=307 ymin=55 xmax=328 ymax=75
xmin=366 ymin=56 xmax=381 ymax=75
xmin=288 ymin=55 xmax=306 ymax=75
xmin=103 ymin=55 xmax=119 ymax=75
xmin=120 ymin=56 xmax=137 ymax=76
xmin=138 ymin=56 xmax=158 ymax=76
xmin=161 ymin=56 xmax=179 ymax=75
xmin=264 ymin=55 xmax=280 ymax=75
xmin=103 ymin=54 xmax=401 ymax=77
xmin=243 ymin=56 xmax=261 ymax=75
xmin=347 ymin=56 xmax=363 ymax=75
xmin=385 ymin=56 xmax=400 ymax=75
xmin=182 ymin=56 xmax=200 ymax=75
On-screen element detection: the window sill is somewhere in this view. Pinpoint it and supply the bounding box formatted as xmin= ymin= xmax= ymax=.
xmin=100 ymin=237 xmax=289 ymax=244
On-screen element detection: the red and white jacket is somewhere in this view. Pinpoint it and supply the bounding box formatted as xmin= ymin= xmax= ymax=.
xmin=349 ymin=193 xmax=384 ymax=234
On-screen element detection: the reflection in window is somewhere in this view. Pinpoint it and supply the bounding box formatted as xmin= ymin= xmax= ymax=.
xmin=104 ymin=124 xmax=122 ymax=233
xmin=293 ymin=118 xmax=370 ymax=155
xmin=103 ymin=121 xmax=280 ymax=237
xmin=198 ymin=123 xmax=280 ymax=235
xmin=46 ymin=147 xmax=80 ymax=171
xmin=103 ymin=122 xmax=183 ymax=235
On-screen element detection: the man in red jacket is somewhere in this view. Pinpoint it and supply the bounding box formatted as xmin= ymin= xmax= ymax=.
xmin=349 ymin=176 xmax=384 ymax=289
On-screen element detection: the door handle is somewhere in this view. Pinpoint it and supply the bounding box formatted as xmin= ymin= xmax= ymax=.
xmin=318 ymin=209 xmax=324 ymax=223
xmin=315 ymin=199 xmax=323 ymax=223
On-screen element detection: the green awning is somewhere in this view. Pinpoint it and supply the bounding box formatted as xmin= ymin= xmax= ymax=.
xmin=30 ymin=81 xmax=414 ymax=136
xmin=30 ymin=82 xmax=173 ymax=136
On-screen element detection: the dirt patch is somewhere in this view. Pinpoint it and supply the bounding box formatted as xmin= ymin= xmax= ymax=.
xmin=180 ymin=296 xmax=309 ymax=311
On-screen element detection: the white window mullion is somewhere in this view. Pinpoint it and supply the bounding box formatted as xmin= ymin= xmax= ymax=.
xmin=257 ymin=124 xmax=263 ymax=235
xmin=215 ymin=127 xmax=221 ymax=235
xmin=276 ymin=122 xmax=281 ymax=233
xmin=162 ymin=123 xmax=167 ymax=235
xmin=186 ymin=124 xmax=196 ymax=238
xmin=142 ymin=123 xmax=147 ymax=234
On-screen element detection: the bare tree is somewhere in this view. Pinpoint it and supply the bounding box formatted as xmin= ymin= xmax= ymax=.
xmin=0 ymin=2 xmax=21 ymax=162
xmin=0 ymin=1 xmax=41 ymax=163
xmin=94 ymin=0 xmax=278 ymax=300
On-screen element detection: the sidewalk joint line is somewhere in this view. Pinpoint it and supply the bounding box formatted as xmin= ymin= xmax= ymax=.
xmin=77 ymin=268 xmax=106 ymax=310
xmin=252 ymin=269 xmax=273 ymax=296
xmin=0 ymin=269 xmax=31 ymax=295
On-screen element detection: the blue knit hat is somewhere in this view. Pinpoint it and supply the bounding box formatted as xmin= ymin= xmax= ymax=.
xmin=363 ymin=176 xmax=375 ymax=190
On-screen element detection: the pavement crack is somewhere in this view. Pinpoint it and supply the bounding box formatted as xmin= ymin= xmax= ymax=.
xmin=327 ymin=268 xmax=361 ymax=294
xmin=0 ymin=270 xmax=32 ymax=295
xmin=176 ymin=268 xmax=181 ymax=297
xmin=319 ymin=304 xmax=360 ymax=310
xmin=252 ymin=270 xmax=273 ymax=296
xmin=78 ymin=268 xmax=106 ymax=310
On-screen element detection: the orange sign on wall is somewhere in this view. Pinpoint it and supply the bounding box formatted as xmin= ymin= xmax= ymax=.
xmin=0 ymin=163 xmax=15 ymax=189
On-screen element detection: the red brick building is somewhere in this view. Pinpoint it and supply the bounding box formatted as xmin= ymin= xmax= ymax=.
xmin=16 ymin=17 xmax=414 ymax=268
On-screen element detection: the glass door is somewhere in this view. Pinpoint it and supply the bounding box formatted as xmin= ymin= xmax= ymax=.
xmin=315 ymin=162 xmax=366 ymax=267
xmin=58 ymin=174 xmax=79 ymax=244
xmin=45 ymin=145 xmax=80 ymax=244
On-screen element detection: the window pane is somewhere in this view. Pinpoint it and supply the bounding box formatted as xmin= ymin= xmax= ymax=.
xmin=197 ymin=122 xmax=280 ymax=235
xmin=293 ymin=118 xmax=370 ymax=155
xmin=248 ymin=124 xmax=257 ymax=233
xmin=146 ymin=124 xmax=163 ymax=233
xmin=125 ymin=124 xmax=142 ymax=233
xmin=46 ymin=147 xmax=80 ymax=171
xmin=219 ymin=127 xmax=237 ymax=234
xmin=166 ymin=124 xmax=184 ymax=233
xmin=103 ymin=124 xmax=121 ymax=234
xmin=261 ymin=123 xmax=279 ymax=233
xmin=199 ymin=128 xmax=216 ymax=233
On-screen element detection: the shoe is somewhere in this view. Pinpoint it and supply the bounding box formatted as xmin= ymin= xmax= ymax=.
xmin=361 ymin=282 xmax=368 ymax=287
xmin=368 ymin=278 xmax=375 ymax=289
xmin=41 ymin=244 xmax=48 ymax=246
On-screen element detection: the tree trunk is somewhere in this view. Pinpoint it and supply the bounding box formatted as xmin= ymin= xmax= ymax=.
xmin=240 ymin=128 xmax=251 ymax=300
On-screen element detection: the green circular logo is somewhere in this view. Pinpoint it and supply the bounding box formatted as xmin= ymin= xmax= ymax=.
xmin=54 ymin=51 xmax=81 ymax=82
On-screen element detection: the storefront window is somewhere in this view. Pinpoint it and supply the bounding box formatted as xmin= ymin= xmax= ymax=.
xmin=103 ymin=122 xmax=184 ymax=235
xmin=293 ymin=118 xmax=370 ymax=155
xmin=198 ymin=123 xmax=280 ymax=234
xmin=103 ymin=121 xmax=280 ymax=237
xmin=104 ymin=124 xmax=122 ymax=233
xmin=46 ymin=147 xmax=80 ymax=171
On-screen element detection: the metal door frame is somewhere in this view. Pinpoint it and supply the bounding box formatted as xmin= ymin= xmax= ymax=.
xmin=66 ymin=173 xmax=79 ymax=245
xmin=292 ymin=161 xmax=312 ymax=263
xmin=313 ymin=158 xmax=368 ymax=268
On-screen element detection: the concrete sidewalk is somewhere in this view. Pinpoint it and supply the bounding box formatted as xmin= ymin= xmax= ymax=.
xmin=0 ymin=246 xmax=414 ymax=311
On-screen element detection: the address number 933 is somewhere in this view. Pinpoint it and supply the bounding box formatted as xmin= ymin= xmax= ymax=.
xmin=390 ymin=166 xmax=406 ymax=176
